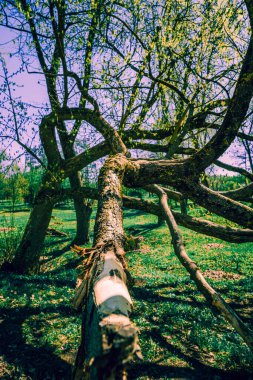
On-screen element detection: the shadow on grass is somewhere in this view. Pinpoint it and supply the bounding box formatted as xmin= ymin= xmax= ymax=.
xmin=1 ymin=228 xmax=252 ymax=379
xmin=47 ymin=257 xmax=81 ymax=275
xmin=0 ymin=271 xmax=76 ymax=298
xmin=142 ymin=328 xmax=251 ymax=379
xmin=126 ymin=223 xmax=159 ymax=236
xmin=3 ymin=274 xmax=76 ymax=289
xmin=132 ymin=285 xmax=204 ymax=308
xmin=44 ymin=237 xmax=71 ymax=248
xmin=129 ymin=362 xmax=199 ymax=379
xmin=130 ymin=274 xmax=253 ymax=379
xmin=40 ymin=244 xmax=72 ymax=265
xmin=0 ymin=305 xmax=73 ymax=380
xmin=129 ymin=360 xmax=252 ymax=379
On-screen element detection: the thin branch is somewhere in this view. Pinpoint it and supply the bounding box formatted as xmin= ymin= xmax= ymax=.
xmin=155 ymin=185 xmax=253 ymax=351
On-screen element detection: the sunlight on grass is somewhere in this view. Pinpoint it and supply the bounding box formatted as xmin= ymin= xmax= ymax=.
xmin=0 ymin=206 xmax=252 ymax=378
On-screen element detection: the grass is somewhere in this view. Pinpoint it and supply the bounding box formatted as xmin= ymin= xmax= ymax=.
xmin=0 ymin=204 xmax=252 ymax=379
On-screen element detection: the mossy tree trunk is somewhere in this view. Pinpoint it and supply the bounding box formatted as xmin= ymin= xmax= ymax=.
xmin=73 ymin=197 xmax=93 ymax=245
xmin=7 ymin=174 xmax=59 ymax=274
xmin=73 ymin=155 xmax=140 ymax=380
xmin=69 ymin=172 xmax=93 ymax=245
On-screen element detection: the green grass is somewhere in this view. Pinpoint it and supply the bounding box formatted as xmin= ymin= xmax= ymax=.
xmin=0 ymin=205 xmax=252 ymax=379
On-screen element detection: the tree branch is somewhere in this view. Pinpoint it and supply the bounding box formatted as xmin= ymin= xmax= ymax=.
xmin=188 ymin=35 xmax=253 ymax=172
xmin=53 ymin=186 xmax=253 ymax=244
xmin=154 ymin=185 xmax=253 ymax=351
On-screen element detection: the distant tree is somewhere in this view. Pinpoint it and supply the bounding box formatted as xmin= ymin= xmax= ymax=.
xmin=23 ymin=168 xmax=43 ymax=205
xmin=2 ymin=166 xmax=29 ymax=211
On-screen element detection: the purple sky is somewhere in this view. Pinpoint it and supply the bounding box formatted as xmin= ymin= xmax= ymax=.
xmin=0 ymin=27 xmax=48 ymax=104
xmin=0 ymin=26 xmax=248 ymax=176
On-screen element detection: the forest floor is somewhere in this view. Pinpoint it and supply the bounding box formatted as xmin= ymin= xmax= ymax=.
xmin=0 ymin=203 xmax=253 ymax=379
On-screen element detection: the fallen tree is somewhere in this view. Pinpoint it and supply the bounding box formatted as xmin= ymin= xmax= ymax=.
xmin=1 ymin=0 xmax=253 ymax=378
xmin=72 ymin=155 xmax=141 ymax=379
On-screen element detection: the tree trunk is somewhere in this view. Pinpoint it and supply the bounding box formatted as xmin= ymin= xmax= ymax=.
xmin=157 ymin=215 xmax=165 ymax=226
xmin=73 ymin=199 xmax=93 ymax=245
xmin=56 ymin=120 xmax=94 ymax=246
xmin=4 ymin=172 xmax=60 ymax=274
xmin=180 ymin=197 xmax=188 ymax=215
xmin=73 ymin=155 xmax=140 ymax=380
xmin=8 ymin=190 xmax=55 ymax=274
xmin=69 ymin=173 xmax=93 ymax=245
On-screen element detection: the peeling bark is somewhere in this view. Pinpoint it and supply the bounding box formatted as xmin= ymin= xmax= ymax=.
xmin=73 ymin=155 xmax=140 ymax=380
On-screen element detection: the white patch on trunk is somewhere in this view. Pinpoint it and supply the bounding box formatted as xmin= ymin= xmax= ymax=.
xmin=93 ymin=252 xmax=132 ymax=316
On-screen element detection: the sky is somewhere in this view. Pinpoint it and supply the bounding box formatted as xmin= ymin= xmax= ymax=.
xmin=0 ymin=25 xmax=248 ymax=176
xmin=0 ymin=27 xmax=48 ymax=104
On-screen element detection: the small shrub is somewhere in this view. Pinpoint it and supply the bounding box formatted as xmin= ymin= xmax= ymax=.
xmin=0 ymin=222 xmax=22 ymax=265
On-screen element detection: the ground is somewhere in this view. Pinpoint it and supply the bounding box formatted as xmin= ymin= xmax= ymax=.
xmin=0 ymin=202 xmax=252 ymax=379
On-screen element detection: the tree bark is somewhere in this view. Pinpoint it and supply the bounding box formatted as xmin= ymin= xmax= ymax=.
xmin=56 ymin=119 xmax=94 ymax=246
xmin=180 ymin=197 xmax=188 ymax=215
xmin=215 ymin=160 xmax=253 ymax=181
xmin=72 ymin=197 xmax=93 ymax=245
xmin=69 ymin=172 xmax=93 ymax=245
xmin=176 ymin=181 xmax=253 ymax=229
xmin=187 ymin=34 xmax=253 ymax=172
xmin=73 ymin=155 xmax=140 ymax=380
xmin=7 ymin=176 xmax=57 ymax=274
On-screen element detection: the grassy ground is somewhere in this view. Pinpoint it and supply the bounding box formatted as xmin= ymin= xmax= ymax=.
xmin=0 ymin=204 xmax=253 ymax=379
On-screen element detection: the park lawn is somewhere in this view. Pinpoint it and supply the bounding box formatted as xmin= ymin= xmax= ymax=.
xmin=0 ymin=205 xmax=252 ymax=379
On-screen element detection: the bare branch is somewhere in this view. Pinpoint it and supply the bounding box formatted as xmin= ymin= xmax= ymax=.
xmin=155 ymin=185 xmax=253 ymax=351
